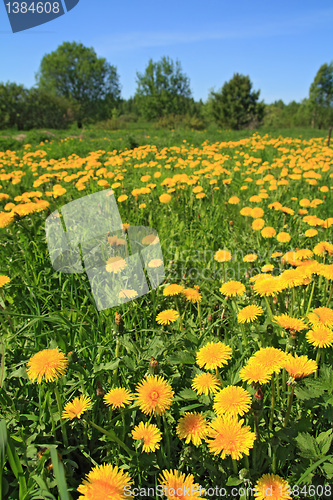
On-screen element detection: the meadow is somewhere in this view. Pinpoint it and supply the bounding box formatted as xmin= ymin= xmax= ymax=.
xmin=0 ymin=127 xmax=333 ymax=499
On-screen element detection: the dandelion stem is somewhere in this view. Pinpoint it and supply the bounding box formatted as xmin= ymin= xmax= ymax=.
xmin=162 ymin=415 xmax=171 ymax=466
xmin=264 ymin=296 xmax=274 ymax=322
xmin=87 ymin=419 xmax=134 ymax=457
xmin=283 ymin=385 xmax=295 ymax=428
xmin=326 ymin=284 xmax=333 ymax=308
xmin=272 ymin=448 xmax=277 ymax=474
xmin=315 ymin=348 xmax=322 ymax=378
xmin=215 ymin=367 xmax=224 ymax=388
xmin=254 ymin=413 xmax=260 ymax=441
xmin=232 ymin=458 xmax=238 ymax=475
xmin=54 ymin=386 xmax=68 ymax=448
xmin=305 ymin=280 xmax=316 ymax=316
xmin=112 ymin=337 xmax=120 ymax=386
xmin=275 ymin=371 xmax=280 ymax=402
xmin=269 ymin=373 xmax=275 ymax=431
xmin=176 ymin=298 xmax=183 ymax=331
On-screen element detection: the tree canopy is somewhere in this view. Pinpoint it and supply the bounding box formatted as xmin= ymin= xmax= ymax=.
xmin=309 ymin=62 xmax=333 ymax=128
xmin=135 ymin=56 xmax=192 ymax=119
xmin=36 ymin=41 xmax=121 ymax=122
xmin=209 ymin=73 xmax=264 ymax=130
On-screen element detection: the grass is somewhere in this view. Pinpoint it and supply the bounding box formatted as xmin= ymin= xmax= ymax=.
xmin=0 ymin=127 xmax=332 ymax=499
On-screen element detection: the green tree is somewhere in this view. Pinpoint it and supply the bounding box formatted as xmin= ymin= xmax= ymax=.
xmin=309 ymin=62 xmax=333 ymax=128
xmin=36 ymin=41 xmax=121 ymax=124
xmin=0 ymin=82 xmax=28 ymax=129
xmin=209 ymin=73 xmax=265 ymax=130
xmin=135 ymin=56 xmax=192 ymax=119
xmin=23 ymin=89 xmax=75 ymax=130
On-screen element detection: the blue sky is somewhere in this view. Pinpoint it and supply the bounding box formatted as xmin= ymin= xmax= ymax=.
xmin=0 ymin=0 xmax=332 ymax=104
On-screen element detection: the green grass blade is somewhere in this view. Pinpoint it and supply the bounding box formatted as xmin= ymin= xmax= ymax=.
xmin=6 ymin=434 xmax=27 ymax=499
xmin=48 ymin=446 xmax=70 ymax=500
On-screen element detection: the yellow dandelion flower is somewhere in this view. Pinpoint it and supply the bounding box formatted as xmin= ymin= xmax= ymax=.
xmin=0 ymin=212 xmax=14 ymax=228
xmin=196 ymin=341 xmax=232 ymax=370
xmin=253 ymin=276 xmax=284 ymax=297
xmin=62 ymin=395 xmax=92 ymax=420
xmin=243 ymin=254 xmax=258 ymax=262
xmin=261 ymin=227 xmax=276 ymax=238
xmin=117 ymin=194 xmax=128 ymax=203
xmin=181 ymin=287 xmax=202 ymax=303
xmin=176 ymin=412 xmax=208 ymax=446
xmin=295 ymin=249 xmax=313 ymax=261
xmin=104 ymin=387 xmax=133 ymax=409
xmin=214 ymin=249 xmax=232 ymax=262
xmin=237 ymin=305 xmax=264 ymax=323
xmin=27 ymin=348 xmax=68 ymax=384
xmin=252 ymin=347 xmax=287 ymax=374
xmin=158 ymin=470 xmax=203 ymax=499
xmin=156 ymin=309 xmax=179 ymax=325
xmin=159 ymin=194 xmax=172 ymax=203
xmin=314 ymin=241 xmax=333 ymax=256
xmin=77 ymin=463 xmax=133 ymax=499
xmin=228 ymin=196 xmax=240 ymax=204
xmin=132 ymin=422 xmax=162 ymax=452
xmin=305 ymin=228 xmax=318 ymax=237
xmin=251 ymin=207 xmax=264 ymax=218
xmin=240 ymin=207 xmax=253 ymax=216
xmin=239 ymin=360 xmax=272 ymax=385
xmin=163 ymin=284 xmax=184 ymax=296
xmin=0 ymin=275 xmax=10 ymax=288
xmin=306 ymin=326 xmax=333 ymax=348
xmin=118 ymin=289 xmax=138 ymax=300
xmin=308 ymin=307 xmax=333 ymax=328
xmin=148 ymin=258 xmax=163 ymax=268
xmin=254 ymin=473 xmax=292 ymax=500
xmin=274 ymin=314 xmax=307 ymax=333
xmin=261 ymin=264 xmax=274 ymax=273
xmin=318 ymin=263 xmax=333 ymax=280
xmin=219 ymin=280 xmax=246 ymax=297
xmin=135 ymin=375 xmax=174 ymax=416
xmin=252 ymin=218 xmax=265 ymax=231
xmin=213 ymin=386 xmax=251 ymax=416
xmin=105 ymin=256 xmax=127 ymax=274
xmin=142 ymin=234 xmax=160 ymax=245
xmin=206 ymin=415 xmax=256 ymax=460
xmin=276 ymin=232 xmax=291 ymax=243
xmin=284 ymin=353 xmax=317 ymax=381
xmin=191 ymin=372 xmax=221 ymax=395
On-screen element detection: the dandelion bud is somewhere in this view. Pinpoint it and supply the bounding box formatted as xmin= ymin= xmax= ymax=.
xmin=254 ymin=386 xmax=264 ymax=400
xmin=115 ymin=312 xmax=123 ymax=325
xmin=149 ymin=356 xmax=159 ymax=374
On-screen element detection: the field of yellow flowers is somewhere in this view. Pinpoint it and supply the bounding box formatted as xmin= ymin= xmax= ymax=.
xmin=0 ymin=131 xmax=333 ymax=499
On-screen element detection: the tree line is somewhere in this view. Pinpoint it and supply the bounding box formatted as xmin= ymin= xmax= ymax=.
xmin=1 ymin=41 xmax=332 ymax=131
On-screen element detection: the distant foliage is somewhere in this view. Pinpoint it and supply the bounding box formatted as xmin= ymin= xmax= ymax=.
xmin=0 ymin=83 xmax=74 ymax=130
xmin=209 ymin=73 xmax=265 ymax=130
xmin=309 ymin=62 xmax=333 ymax=129
xmin=36 ymin=41 xmax=121 ymax=124
xmin=0 ymin=82 xmax=28 ymax=129
xmin=262 ymin=100 xmax=312 ymax=129
xmin=135 ymin=57 xmax=193 ymax=119
xmin=153 ymin=113 xmax=206 ymax=130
